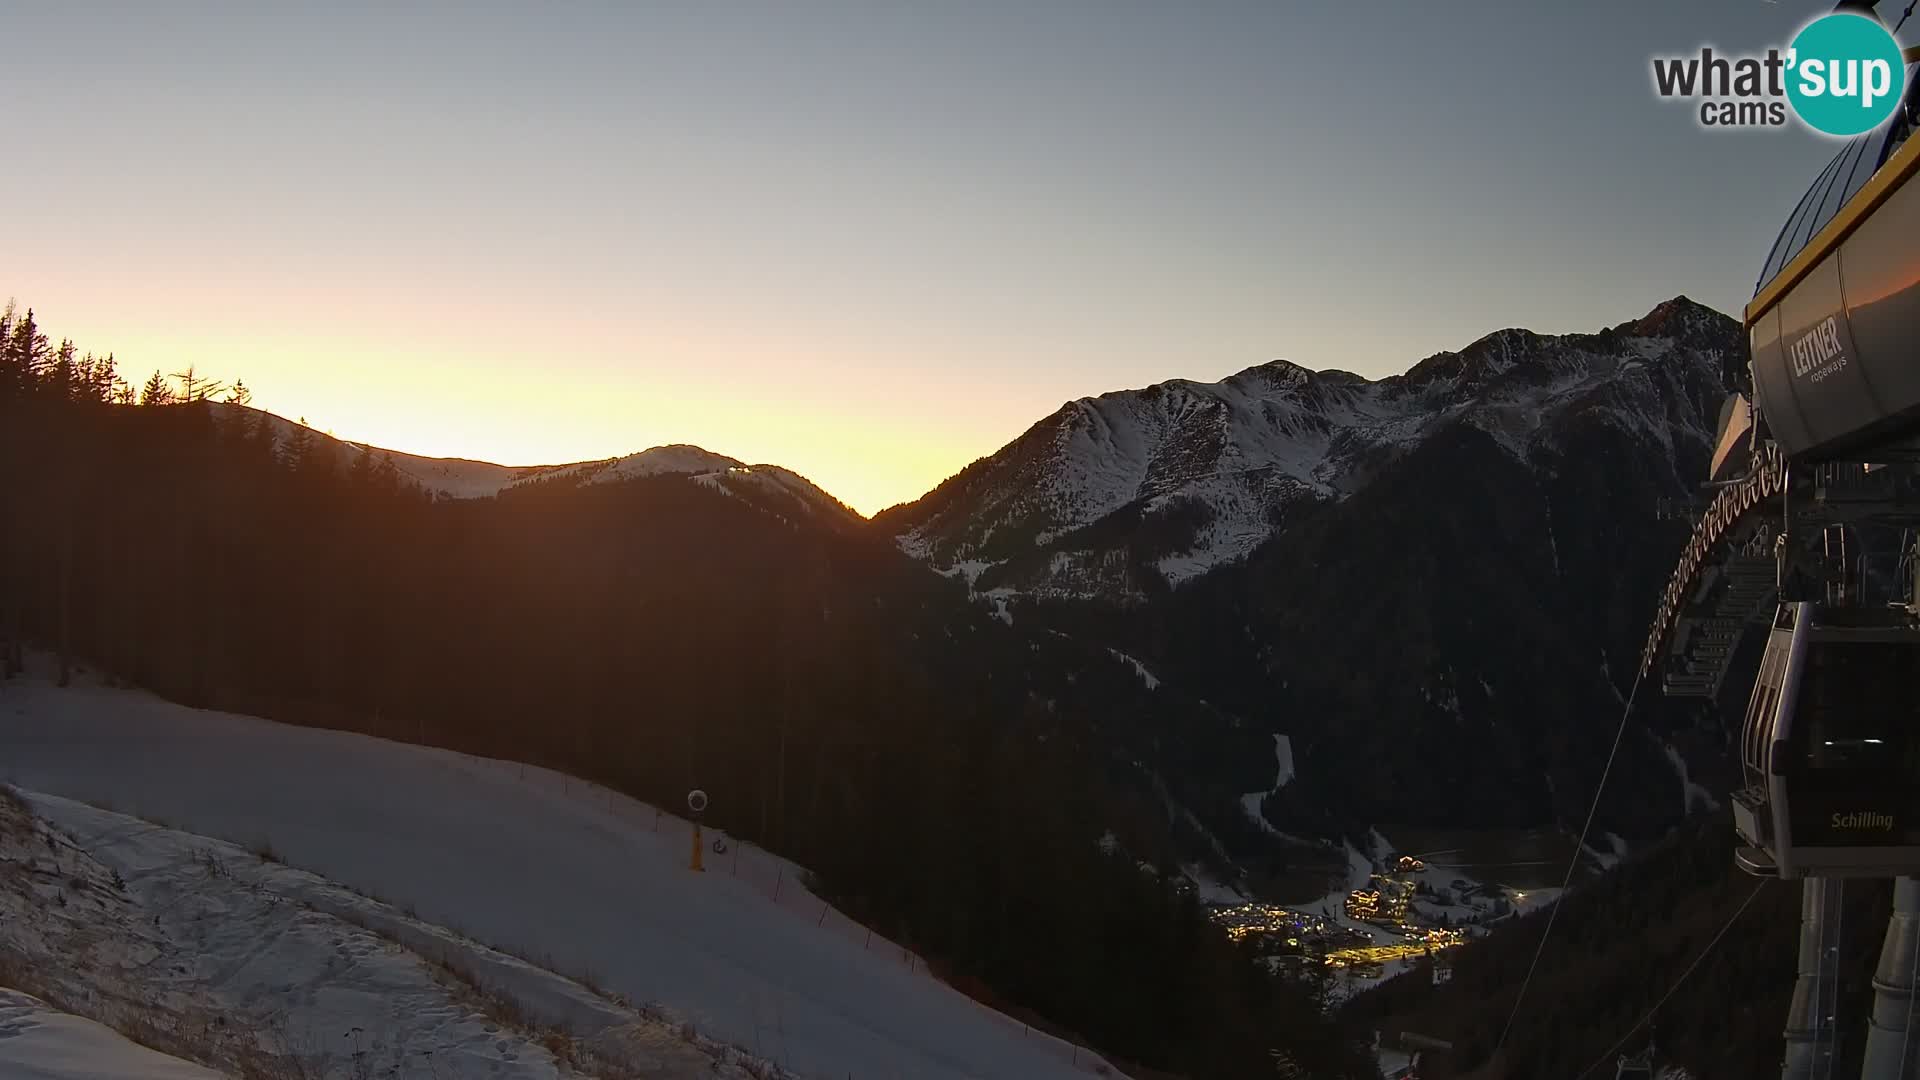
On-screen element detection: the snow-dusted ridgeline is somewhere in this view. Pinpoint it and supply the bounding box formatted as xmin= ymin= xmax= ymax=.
xmin=224 ymin=406 xmax=860 ymax=524
xmin=887 ymin=299 xmax=1730 ymax=597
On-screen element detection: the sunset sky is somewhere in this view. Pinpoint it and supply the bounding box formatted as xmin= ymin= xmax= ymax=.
xmin=7 ymin=1 xmax=1849 ymax=515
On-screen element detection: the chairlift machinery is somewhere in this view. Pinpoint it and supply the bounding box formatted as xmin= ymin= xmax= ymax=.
xmin=1643 ymin=7 xmax=1920 ymax=882
xmin=1633 ymin=5 xmax=1920 ymax=1076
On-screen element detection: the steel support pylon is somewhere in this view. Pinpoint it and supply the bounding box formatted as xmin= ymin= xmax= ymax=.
xmin=1784 ymin=876 xmax=1844 ymax=1080
xmin=1861 ymin=877 xmax=1920 ymax=1080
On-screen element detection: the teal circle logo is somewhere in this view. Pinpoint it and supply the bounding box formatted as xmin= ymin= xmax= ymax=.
xmin=1786 ymin=13 xmax=1906 ymax=136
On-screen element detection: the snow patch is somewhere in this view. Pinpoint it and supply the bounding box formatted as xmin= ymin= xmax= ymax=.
xmin=1582 ymin=837 xmax=1624 ymax=873
xmin=0 ymin=990 xmax=223 ymax=1080
xmin=983 ymin=588 xmax=1017 ymax=625
xmin=1181 ymin=865 xmax=1248 ymax=904
xmin=1237 ymin=735 xmax=1295 ymax=834
xmin=1270 ymin=734 xmax=1296 ymax=790
xmin=938 ymin=559 xmax=1005 ymax=588
xmin=1106 ymin=649 xmax=1160 ymax=690
xmin=1664 ymin=743 xmax=1720 ymax=814
xmin=1239 ymin=793 xmax=1278 ymax=835
xmin=1377 ymin=1045 xmax=1415 ymax=1079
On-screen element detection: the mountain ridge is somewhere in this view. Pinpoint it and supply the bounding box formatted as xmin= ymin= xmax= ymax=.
xmin=877 ymin=295 xmax=1734 ymax=600
xmin=223 ymin=404 xmax=865 ymax=530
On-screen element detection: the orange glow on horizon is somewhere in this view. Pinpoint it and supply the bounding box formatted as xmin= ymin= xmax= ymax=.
xmin=239 ymin=368 xmax=996 ymax=519
xmin=27 ymin=305 xmax=1029 ymax=518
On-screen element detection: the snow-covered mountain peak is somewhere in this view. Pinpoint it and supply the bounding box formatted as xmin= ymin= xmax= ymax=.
xmin=513 ymin=443 xmax=745 ymax=487
xmin=878 ymin=299 xmax=1739 ymax=599
xmin=213 ymin=406 xmax=862 ymax=529
xmin=1626 ymin=294 xmax=1725 ymax=340
xmin=1225 ymin=358 xmax=1317 ymax=389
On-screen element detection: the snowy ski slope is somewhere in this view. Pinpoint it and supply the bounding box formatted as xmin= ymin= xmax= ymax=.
xmin=0 ymin=989 xmax=224 ymax=1080
xmin=0 ymin=783 xmax=775 ymax=1078
xmin=0 ymin=672 xmax=1122 ymax=1080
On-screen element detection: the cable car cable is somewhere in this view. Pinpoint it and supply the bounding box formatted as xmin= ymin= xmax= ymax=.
xmin=1494 ymin=669 xmax=1646 ymax=1055
xmin=1569 ymin=877 xmax=1771 ymax=1080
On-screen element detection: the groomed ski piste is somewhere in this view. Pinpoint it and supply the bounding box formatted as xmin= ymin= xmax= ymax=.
xmin=0 ymin=660 xmax=1124 ymax=1080
xmin=0 ymin=782 xmax=783 ymax=1079
xmin=0 ymin=989 xmax=224 ymax=1080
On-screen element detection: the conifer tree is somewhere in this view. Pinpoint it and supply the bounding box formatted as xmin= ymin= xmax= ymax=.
xmin=349 ymin=445 xmax=377 ymax=488
xmin=50 ymin=339 xmax=77 ymax=400
xmin=376 ymin=451 xmax=403 ymax=492
xmin=0 ymin=302 xmax=13 ymax=384
xmin=86 ymin=352 xmax=122 ymax=404
xmin=284 ymin=418 xmax=315 ymax=472
xmin=3 ymin=308 xmax=47 ymax=397
xmin=140 ymin=371 xmax=174 ymax=406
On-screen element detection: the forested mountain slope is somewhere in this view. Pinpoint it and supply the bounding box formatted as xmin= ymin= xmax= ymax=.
xmin=0 ymin=306 xmax=1373 ymax=1080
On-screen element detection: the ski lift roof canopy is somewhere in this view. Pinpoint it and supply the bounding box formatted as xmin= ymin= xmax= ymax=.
xmin=1751 ymin=56 xmax=1920 ymax=322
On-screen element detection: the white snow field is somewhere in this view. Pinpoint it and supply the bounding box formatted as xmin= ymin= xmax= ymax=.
xmin=0 ymin=989 xmax=224 ymax=1080
xmin=0 ymin=784 xmax=774 ymax=1078
xmin=0 ymin=670 xmax=1122 ymax=1080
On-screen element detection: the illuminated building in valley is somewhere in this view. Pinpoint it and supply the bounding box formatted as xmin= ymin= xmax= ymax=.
xmin=1345 ymin=868 xmax=1416 ymax=925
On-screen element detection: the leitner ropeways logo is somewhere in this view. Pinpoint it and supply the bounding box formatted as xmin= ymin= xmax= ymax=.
xmin=1789 ymin=315 xmax=1850 ymax=382
xmin=1652 ymin=12 xmax=1906 ymax=136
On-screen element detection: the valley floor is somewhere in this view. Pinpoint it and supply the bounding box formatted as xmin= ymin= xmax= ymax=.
xmin=0 ymin=665 xmax=1119 ymax=1080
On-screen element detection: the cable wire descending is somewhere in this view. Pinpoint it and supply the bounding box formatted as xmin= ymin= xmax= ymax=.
xmin=1494 ymin=669 xmax=1644 ymax=1055
xmin=1570 ymin=877 xmax=1771 ymax=1080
